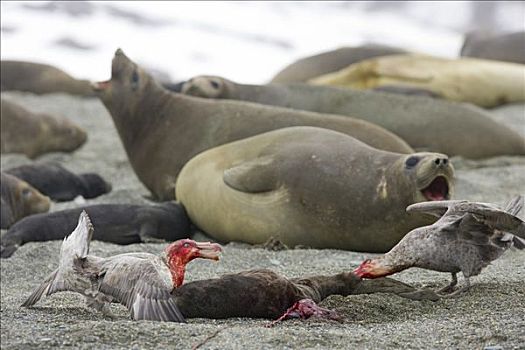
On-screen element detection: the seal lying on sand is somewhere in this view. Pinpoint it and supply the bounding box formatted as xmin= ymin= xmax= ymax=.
xmin=176 ymin=126 xmax=455 ymax=252
xmin=0 ymin=202 xmax=190 ymax=258
xmin=460 ymin=31 xmax=525 ymax=64
xmin=180 ymin=76 xmax=525 ymax=158
xmin=94 ymin=49 xmax=412 ymax=200
xmin=309 ymin=54 xmax=525 ymax=108
xmin=5 ymin=163 xmax=111 ymax=202
xmin=0 ymin=173 xmax=50 ymax=229
xmin=1 ymin=98 xmax=87 ymax=158
xmin=269 ymin=44 xmax=407 ymax=83
xmin=1 ymin=60 xmax=94 ymax=96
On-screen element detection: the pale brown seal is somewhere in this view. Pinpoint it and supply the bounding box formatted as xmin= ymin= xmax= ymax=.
xmin=0 ymin=98 xmax=87 ymax=158
xmin=176 ymin=126 xmax=455 ymax=253
xmin=180 ymin=75 xmax=525 ymax=158
xmin=270 ymin=44 xmax=406 ymax=83
xmin=309 ymin=54 xmax=525 ymax=108
xmin=93 ymin=49 xmax=413 ymax=200
xmin=460 ymin=31 xmax=525 ymax=64
xmin=1 ymin=60 xmax=94 ymax=96
xmin=0 ymin=172 xmax=50 ymax=229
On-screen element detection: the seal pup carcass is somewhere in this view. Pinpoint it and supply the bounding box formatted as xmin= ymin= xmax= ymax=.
xmin=1 ymin=98 xmax=87 ymax=158
xmin=94 ymin=49 xmax=412 ymax=200
xmin=176 ymin=126 xmax=455 ymax=252
xmin=180 ymin=75 xmax=525 ymax=158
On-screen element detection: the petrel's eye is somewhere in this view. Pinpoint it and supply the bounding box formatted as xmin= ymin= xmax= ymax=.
xmin=183 ymin=242 xmax=190 ymax=248
xmin=210 ymin=80 xmax=219 ymax=89
xmin=131 ymin=70 xmax=139 ymax=84
xmin=405 ymin=156 xmax=420 ymax=168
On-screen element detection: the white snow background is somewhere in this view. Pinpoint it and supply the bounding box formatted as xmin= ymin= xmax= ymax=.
xmin=1 ymin=1 xmax=524 ymax=84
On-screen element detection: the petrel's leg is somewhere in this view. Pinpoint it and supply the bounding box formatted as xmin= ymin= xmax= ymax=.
xmin=437 ymin=272 xmax=458 ymax=294
xmin=266 ymin=298 xmax=342 ymax=327
xmin=440 ymin=276 xmax=471 ymax=298
xmin=85 ymin=295 xmax=116 ymax=318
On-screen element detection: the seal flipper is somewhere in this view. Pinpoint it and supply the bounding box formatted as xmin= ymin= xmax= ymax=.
xmin=223 ymin=156 xmax=278 ymax=193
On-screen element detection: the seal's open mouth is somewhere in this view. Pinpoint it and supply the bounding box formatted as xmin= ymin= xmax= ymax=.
xmin=421 ymin=176 xmax=449 ymax=201
xmin=92 ymin=80 xmax=111 ymax=91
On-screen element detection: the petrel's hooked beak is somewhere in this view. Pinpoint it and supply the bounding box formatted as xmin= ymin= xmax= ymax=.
xmin=195 ymin=242 xmax=222 ymax=261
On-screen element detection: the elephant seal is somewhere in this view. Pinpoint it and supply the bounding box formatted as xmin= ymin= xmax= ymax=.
xmin=1 ymin=98 xmax=87 ymax=158
xmin=309 ymin=54 xmax=525 ymax=108
xmin=0 ymin=173 xmax=50 ymax=229
xmin=180 ymin=76 xmax=525 ymax=158
xmin=0 ymin=202 xmax=191 ymax=258
xmin=270 ymin=44 xmax=406 ymax=83
xmin=176 ymin=126 xmax=455 ymax=253
xmin=1 ymin=60 xmax=94 ymax=96
xmin=460 ymin=31 xmax=525 ymax=64
xmin=5 ymin=163 xmax=112 ymax=202
xmin=93 ymin=49 xmax=413 ymax=200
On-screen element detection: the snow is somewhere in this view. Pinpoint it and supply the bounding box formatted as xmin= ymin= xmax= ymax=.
xmin=1 ymin=1 xmax=524 ymax=83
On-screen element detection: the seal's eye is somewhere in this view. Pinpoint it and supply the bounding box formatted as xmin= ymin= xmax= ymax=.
xmin=210 ymin=80 xmax=220 ymax=89
xmin=405 ymin=156 xmax=420 ymax=168
xmin=22 ymin=188 xmax=32 ymax=198
xmin=131 ymin=70 xmax=139 ymax=84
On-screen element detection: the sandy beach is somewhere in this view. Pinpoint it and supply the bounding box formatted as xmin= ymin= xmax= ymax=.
xmin=1 ymin=92 xmax=524 ymax=349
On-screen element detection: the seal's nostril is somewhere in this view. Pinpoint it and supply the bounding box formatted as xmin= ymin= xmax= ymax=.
xmin=442 ymin=159 xmax=448 ymax=165
xmin=434 ymin=159 xmax=440 ymax=165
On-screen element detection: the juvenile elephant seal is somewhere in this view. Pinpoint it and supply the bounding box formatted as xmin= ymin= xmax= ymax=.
xmin=1 ymin=98 xmax=87 ymax=158
xmin=0 ymin=202 xmax=190 ymax=258
xmin=5 ymin=163 xmax=112 ymax=202
xmin=309 ymin=54 xmax=525 ymax=108
xmin=94 ymin=49 xmax=412 ymax=200
xmin=460 ymin=31 xmax=525 ymax=64
xmin=176 ymin=126 xmax=455 ymax=253
xmin=1 ymin=60 xmax=94 ymax=96
xmin=180 ymin=76 xmax=525 ymax=158
xmin=270 ymin=44 xmax=406 ymax=83
xmin=0 ymin=173 xmax=50 ymax=229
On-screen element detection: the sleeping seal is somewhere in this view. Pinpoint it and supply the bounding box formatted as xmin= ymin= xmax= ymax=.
xmin=176 ymin=126 xmax=455 ymax=253
xmin=309 ymin=54 xmax=525 ymax=108
xmin=270 ymin=44 xmax=406 ymax=83
xmin=5 ymin=163 xmax=112 ymax=202
xmin=1 ymin=60 xmax=94 ymax=96
xmin=0 ymin=173 xmax=50 ymax=229
xmin=460 ymin=31 xmax=525 ymax=64
xmin=180 ymin=76 xmax=525 ymax=158
xmin=0 ymin=202 xmax=191 ymax=258
xmin=94 ymin=49 xmax=412 ymax=200
xmin=1 ymin=98 xmax=87 ymax=158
